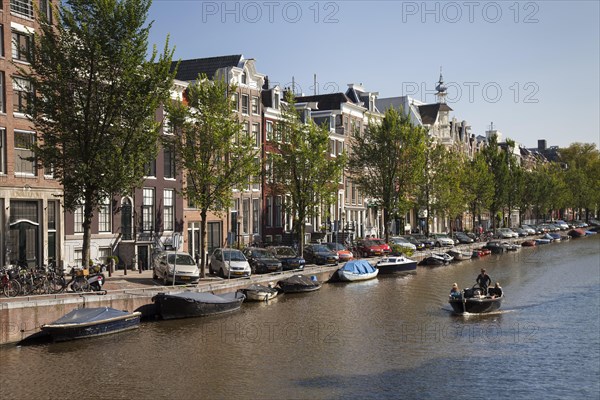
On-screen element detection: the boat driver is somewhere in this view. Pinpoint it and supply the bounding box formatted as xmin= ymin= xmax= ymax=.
xmin=476 ymin=268 xmax=492 ymax=294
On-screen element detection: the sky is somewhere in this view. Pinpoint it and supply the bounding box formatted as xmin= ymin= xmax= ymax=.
xmin=146 ymin=0 xmax=600 ymax=149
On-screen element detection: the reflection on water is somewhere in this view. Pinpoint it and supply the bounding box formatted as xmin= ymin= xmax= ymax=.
xmin=1 ymin=236 xmax=599 ymax=399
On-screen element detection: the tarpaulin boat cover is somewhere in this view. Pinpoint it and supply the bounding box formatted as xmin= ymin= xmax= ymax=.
xmin=160 ymin=291 xmax=243 ymax=303
xmin=243 ymin=284 xmax=278 ymax=293
xmin=338 ymin=260 xmax=377 ymax=274
xmin=279 ymin=274 xmax=319 ymax=286
xmin=48 ymin=307 xmax=132 ymax=325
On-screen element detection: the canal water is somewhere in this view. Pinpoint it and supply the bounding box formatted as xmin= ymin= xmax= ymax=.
xmin=1 ymin=236 xmax=599 ymax=399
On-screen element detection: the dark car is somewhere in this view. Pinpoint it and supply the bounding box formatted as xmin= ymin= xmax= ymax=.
xmin=303 ymin=244 xmax=339 ymax=265
xmin=352 ymin=239 xmax=384 ymax=258
xmin=242 ymin=247 xmax=283 ymax=274
xmin=402 ymin=235 xmax=426 ymax=250
xmin=268 ymin=246 xmax=305 ymax=271
xmin=412 ymin=234 xmax=435 ymax=248
xmin=453 ymin=232 xmax=474 ymax=244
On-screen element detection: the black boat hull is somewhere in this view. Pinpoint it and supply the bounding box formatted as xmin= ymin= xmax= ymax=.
xmin=41 ymin=314 xmax=141 ymax=342
xmin=449 ymin=296 xmax=503 ymax=314
xmin=376 ymin=261 xmax=417 ymax=274
xmin=153 ymin=292 xmax=245 ymax=320
xmin=278 ymin=283 xmax=322 ymax=293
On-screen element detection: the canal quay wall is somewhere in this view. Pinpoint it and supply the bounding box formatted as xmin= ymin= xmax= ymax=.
xmin=0 ymin=240 xmax=522 ymax=346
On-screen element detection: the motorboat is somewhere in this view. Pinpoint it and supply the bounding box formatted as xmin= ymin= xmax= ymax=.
xmin=337 ymin=259 xmax=379 ymax=281
xmin=420 ymin=253 xmax=453 ymax=266
xmin=239 ymin=284 xmax=279 ymax=301
xmin=483 ymin=240 xmax=510 ymax=254
xmin=503 ymin=242 xmax=521 ymax=251
xmin=547 ymin=232 xmax=562 ymax=241
xmin=472 ymin=248 xmax=491 ymax=257
xmin=535 ymin=238 xmax=551 ymax=245
xmin=374 ymin=256 xmax=417 ymax=274
xmin=277 ymin=275 xmax=322 ymax=293
xmin=41 ymin=307 xmax=141 ymax=342
xmin=446 ymin=249 xmax=473 ymax=261
xmin=568 ymin=228 xmax=586 ymax=238
xmin=521 ymin=240 xmax=537 ymax=247
xmin=152 ymin=291 xmax=245 ymax=320
xmin=448 ymin=285 xmax=504 ymax=314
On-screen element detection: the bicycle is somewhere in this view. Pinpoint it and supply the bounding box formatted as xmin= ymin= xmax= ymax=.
xmin=1 ymin=267 xmax=21 ymax=297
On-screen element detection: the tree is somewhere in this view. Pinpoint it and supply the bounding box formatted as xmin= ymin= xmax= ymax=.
xmin=462 ymin=152 xmax=494 ymax=230
xmin=482 ymin=134 xmax=509 ymax=229
xmin=435 ymin=147 xmax=467 ymax=232
xmin=166 ymin=76 xmax=260 ymax=277
xmin=559 ymin=143 xmax=600 ymax=220
xmin=26 ymin=0 xmax=174 ymax=267
xmin=271 ymin=94 xmax=346 ymax=252
xmin=348 ymin=108 xmax=427 ymax=242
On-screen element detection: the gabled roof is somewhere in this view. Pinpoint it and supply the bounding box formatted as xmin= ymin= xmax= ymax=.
xmin=171 ymin=55 xmax=243 ymax=82
xmin=418 ymin=103 xmax=453 ymax=125
xmin=295 ymin=93 xmax=352 ymax=111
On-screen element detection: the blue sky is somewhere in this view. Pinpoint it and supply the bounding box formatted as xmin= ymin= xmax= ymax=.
xmin=147 ymin=0 xmax=600 ymax=149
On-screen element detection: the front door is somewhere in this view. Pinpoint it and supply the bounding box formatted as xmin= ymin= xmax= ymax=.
xmin=138 ymin=245 xmax=149 ymax=271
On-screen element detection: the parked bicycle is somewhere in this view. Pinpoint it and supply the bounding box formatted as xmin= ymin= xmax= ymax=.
xmin=0 ymin=267 xmax=21 ymax=297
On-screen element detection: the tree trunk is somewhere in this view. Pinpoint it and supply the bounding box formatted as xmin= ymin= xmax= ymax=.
xmin=81 ymin=193 xmax=95 ymax=267
xmin=199 ymin=209 xmax=208 ymax=278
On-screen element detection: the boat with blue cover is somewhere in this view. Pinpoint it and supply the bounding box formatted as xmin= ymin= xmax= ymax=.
xmin=152 ymin=291 xmax=245 ymax=320
xmin=41 ymin=307 xmax=141 ymax=342
xmin=337 ymin=260 xmax=379 ymax=282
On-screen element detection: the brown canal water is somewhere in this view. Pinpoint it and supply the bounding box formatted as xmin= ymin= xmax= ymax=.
xmin=1 ymin=236 xmax=599 ymax=399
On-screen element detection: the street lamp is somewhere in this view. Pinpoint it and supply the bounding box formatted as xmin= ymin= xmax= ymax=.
xmin=341 ymin=211 xmax=346 ymax=242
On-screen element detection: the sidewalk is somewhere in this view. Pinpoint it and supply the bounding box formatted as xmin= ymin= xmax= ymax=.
xmin=102 ymin=268 xmax=223 ymax=291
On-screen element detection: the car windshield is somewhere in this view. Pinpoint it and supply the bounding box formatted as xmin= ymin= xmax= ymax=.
xmin=326 ymin=243 xmax=345 ymax=251
xmin=222 ymin=250 xmax=246 ymax=261
xmin=252 ymin=249 xmax=272 ymax=258
xmin=310 ymin=245 xmax=330 ymax=252
xmin=273 ymin=247 xmax=297 ymax=257
xmin=362 ymin=240 xmax=377 ymax=246
xmin=166 ymin=254 xmax=195 ymax=265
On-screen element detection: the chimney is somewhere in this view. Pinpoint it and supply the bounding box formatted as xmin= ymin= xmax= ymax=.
xmin=538 ymin=139 xmax=547 ymax=151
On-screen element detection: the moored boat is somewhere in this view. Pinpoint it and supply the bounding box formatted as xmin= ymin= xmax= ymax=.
xmin=277 ymin=275 xmax=322 ymax=293
xmin=239 ymin=284 xmax=279 ymax=301
xmin=375 ymin=256 xmax=417 ymax=274
xmin=446 ymin=249 xmax=473 ymax=261
xmin=472 ymin=248 xmax=492 ymax=257
xmin=420 ymin=252 xmax=453 ymax=266
xmin=521 ymin=240 xmax=536 ymax=247
xmin=568 ymin=228 xmax=586 ymax=238
xmin=152 ymin=291 xmax=245 ymax=320
xmin=337 ymin=259 xmax=379 ymax=281
xmin=41 ymin=307 xmax=141 ymax=342
xmin=448 ymin=285 xmax=504 ymax=314
xmin=535 ymin=238 xmax=551 ymax=245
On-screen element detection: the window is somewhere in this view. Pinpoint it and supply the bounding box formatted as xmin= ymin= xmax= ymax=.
xmin=121 ymin=198 xmax=132 ymax=240
xmin=265 ymin=153 xmax=273 ymax=184
xmin=12 ymin=30 xmax=31 ymax=62
xmin=252 ymin=123 xmax=260 ymax=148
xmin=142 ymin=188 xmax=154 ymax=232
xmin=274 ymin=196 xmax=282 ymax=228
xmin=14 ymin=130 xmax=35 ymax=175
xmin=241 ymin=94 xmax=249 ymax=114
xmin=162 ymin=114 xmax=173 ymax=135
xmin=329 ymin=139 xmax=335 ymax=156
xmin=251 ymin=96 xmax=259 ymax=114
xmin=12 ymin=77 xmax=32 ymax=114
xmin=266 ymin=121 xmax=273 ymax=141
xmin=163 ymin=189 xmax=174 ymax=231
xmin=252 ymin=157 xmax=260 ymax=190
xmin=1 ymin=25 xmax=4 ymax=58
xmin=74 ymin=205 xmax=84 ymax=234
xmin=241 ymin=71 xmax=247 ymax=84
xmin=338 ymin=141 xmax=344 ymax=156
xmin=74 ymin=249 xmax=82 ymax=266
xmin=273 ymin=93 xmax=280 ymax=110
xmin=241 ymin=121 xmax=249 ymax=145
xmin=0 ymin=128 xmax=6 ymax=174
xmin=252 ymin=199 xmax=259 ymax=234
xmin=98 ymin=247 xmax=112 ymax=264
xmin=47 ymin=201 xmax=57 ymax=262
xmin=10 ymin=0 xmax=33 ymax=19
xmin=43 ymin=161 xmax=53 ymax=177
xmin=266 ymin=197 xmax=272 ymax=227
xmin=242 ymin=198 xmax=250 ymax=234
xmin=0 ymin=72 xmax=5 ymax=113
xmin=232 ymin=92 xmax=239 ymax=111
xmin=98 ymin=197 xmax=111 ymax=232
xmin=39 ymin=0 xmax=53 ymax=24
xmin=144 ymin=159 xmax=156 ymax=177
xmin=164 ymin=146 xmax=175 ymax=179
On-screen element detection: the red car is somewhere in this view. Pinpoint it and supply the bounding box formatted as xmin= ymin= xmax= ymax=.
xmin=371 ymin=238 xmax=391 ymax=255
xmin=353 ymin=239 xmax=383 ymax=258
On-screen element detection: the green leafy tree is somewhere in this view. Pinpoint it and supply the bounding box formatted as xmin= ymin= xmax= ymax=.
xmin=348 ymin=108 xmax=427 ymax=242
xmin=166 ymin=76 xmax=260 ymax=277
xmin=462 ymin=152 xmax=494 ymax=230
xmin=482 ymin=134 xmax=509 ymax=229
xmin=436 ymin=148 xmax=467 ymax=232
xmin=559 ymin=143 xmax=600 ymax=220
xmin=25 ymin=0 xmax=174 ymax=267
xmin=271 ymin=94 xmax=346 ymax=252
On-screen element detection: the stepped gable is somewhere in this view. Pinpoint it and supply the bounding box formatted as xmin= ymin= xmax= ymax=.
xmin=171 ymin=55 xmax=243 ymax=81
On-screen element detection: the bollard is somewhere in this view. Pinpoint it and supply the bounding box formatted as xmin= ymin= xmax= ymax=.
xmin=109 ymin=259 xmax=114 ymax=277
xmin=124 ymin=262 xmax=127 ymax=276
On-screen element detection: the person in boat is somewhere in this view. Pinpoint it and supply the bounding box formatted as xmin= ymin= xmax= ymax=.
xmin=450 ymin=283 xmax=461 ymax=299
xmin=476 ymin=268 xmax=492 ymax=294
xmin=488 ymin=282 xmax=503 ymax=298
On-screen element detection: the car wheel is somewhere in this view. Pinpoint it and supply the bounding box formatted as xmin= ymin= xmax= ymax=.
xmin=435 ymin=242 xmax=441 ymax=247
xmin=219 ymin=268 xmax=225 ymax=278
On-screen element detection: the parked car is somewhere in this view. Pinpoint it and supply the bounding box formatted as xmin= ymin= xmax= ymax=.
xmin=453 ymin=232 xmax=474 ymax=244
xmin=554 ymin=220 xmax=569 ymax=230
xmin=324 ymin=242 xmax=354 ymax=262
xmin=389 ymin=237 xmax=417 ymax=251
xmin=153 ymin=251 xmax=200 ymax=284
xmin=431 ymin=233 xmax=455 ymax=247
xmin=371 ymin=238 xmax=392 ymax=255
xmin=353 ymin=239 xmax=384 ymax=258
xmin=412 ymin=234 xmax=435 ymax=248
xmin=520 ymin=225 xmax=536 ymax=235
xmin=402 ymin=235 xmax=426 ymax=250
xmin=495 ymin=228 xmax=518 ymax=239
xmin=242 ymin=247 xmax=282 ymax=274
xmin=208 ymin=248 xmax=251 ymax=278
xmin=268 ymin=246 xmax=305 ymax=271
xmin=303 ymin=244 xmax=339 ymax=265
xmin=589 ymin=219 xmax=600 ymax=226
xmin=513 ymin=227 xmax=529 ymax=237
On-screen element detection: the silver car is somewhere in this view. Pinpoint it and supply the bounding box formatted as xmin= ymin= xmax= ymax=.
xmin=209 ymin=248 xmax=252 ymax=278
xmin=153 ymin=251 xmax=200 ymax=284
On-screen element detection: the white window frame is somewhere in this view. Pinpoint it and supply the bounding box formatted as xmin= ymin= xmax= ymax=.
xmin=163 ymin=189 xmax=174 ymax=231
xmin=14 ymin=129 xmax=35 ymax=176
xmin=142 ymin=188 xmax=154 ymax=232
xmin=74 ymin=205 xmax=84 ymax=234
xmin=98 ymin=197 xmax=111 ymax=233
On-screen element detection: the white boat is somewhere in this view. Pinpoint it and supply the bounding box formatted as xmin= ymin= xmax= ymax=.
xmin=446 ymin=249 xmax=473 ymax=261
xmin=337 ymin=260 xmax=379 ymax=281
xmin=239 ymin=284 xmax=279 ymax=301
xmin=375 ymin=256 xmax=417 ymax=274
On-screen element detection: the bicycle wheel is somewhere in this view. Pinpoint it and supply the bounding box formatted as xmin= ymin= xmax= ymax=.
xmin=3 ymin=280 xmax=21 ymax=297
xmin=48 ymin=276 xmax=66 ymax=293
